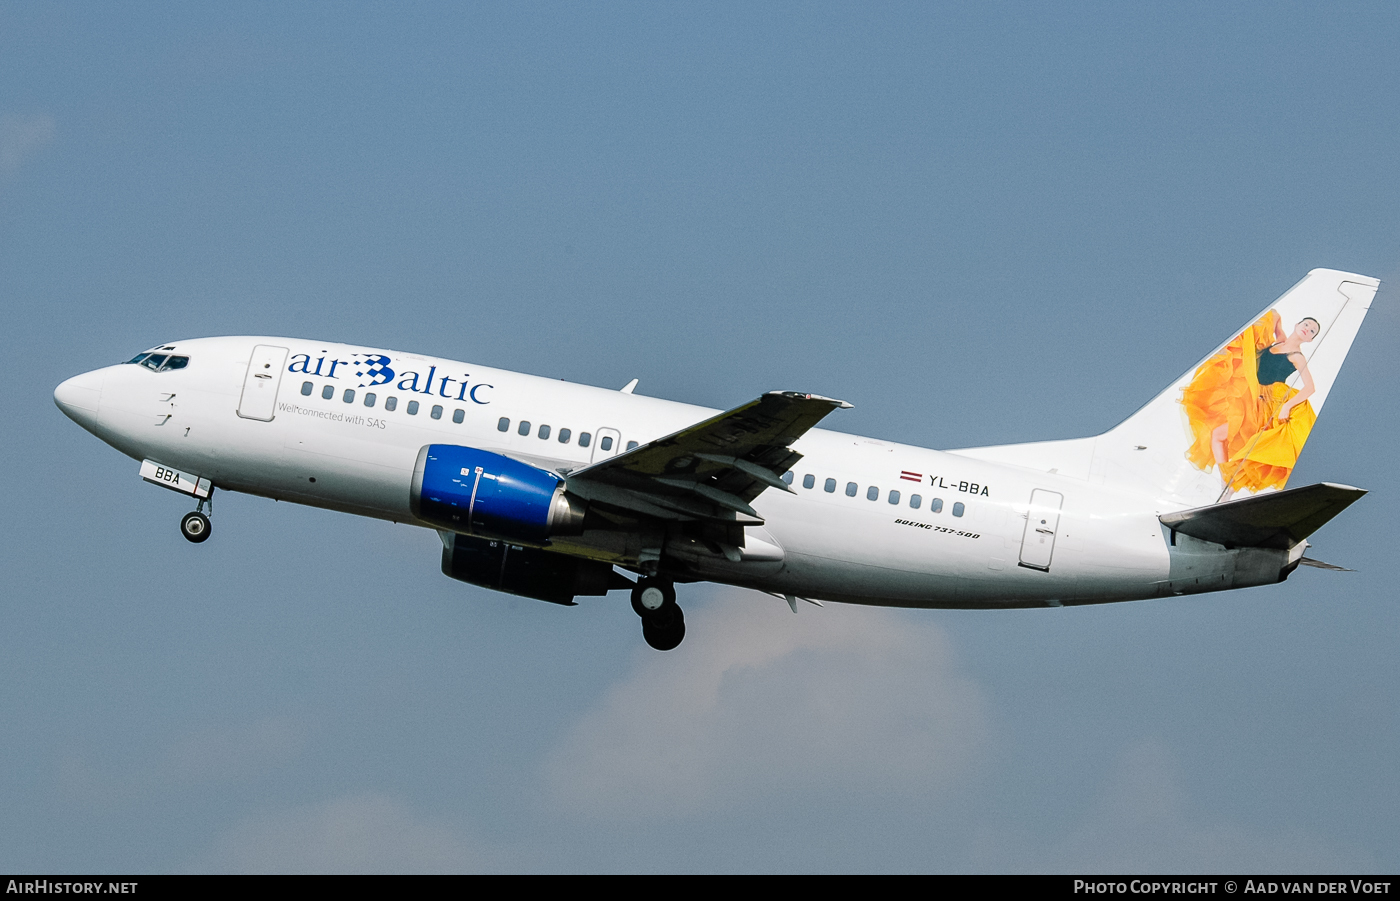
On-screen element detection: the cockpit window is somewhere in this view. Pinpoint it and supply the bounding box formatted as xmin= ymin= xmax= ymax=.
xmin=127 ymin=353 xmax=189 ymax=372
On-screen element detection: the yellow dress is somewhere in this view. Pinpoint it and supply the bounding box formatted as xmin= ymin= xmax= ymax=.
xmin=1180 ymin=310 xmax=1316 ymax=493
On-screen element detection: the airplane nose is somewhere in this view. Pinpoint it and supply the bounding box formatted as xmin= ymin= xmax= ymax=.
xmin=54 ymin=370 xmax=104 ymax=430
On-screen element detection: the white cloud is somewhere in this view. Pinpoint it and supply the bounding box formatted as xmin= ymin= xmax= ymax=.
xmin=0 ymin=114 xmax=56 ymax=177
xmin=202 ymin=793 xmax=497 ymax=874
xmin=544 ymin=592 xmax=988 ymax=818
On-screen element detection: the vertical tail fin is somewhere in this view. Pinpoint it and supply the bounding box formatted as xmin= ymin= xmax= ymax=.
xmin=1105 ymin=269 xmax=1377 ymax=504
xmin=950 ymin=269 xmax=1379 ymax=506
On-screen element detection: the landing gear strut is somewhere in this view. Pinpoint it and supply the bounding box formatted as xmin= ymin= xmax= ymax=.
xmin=180 ymin=492 xmax=213 ymax=544
xmin=631 ymin=578 xmax=684 ymax=651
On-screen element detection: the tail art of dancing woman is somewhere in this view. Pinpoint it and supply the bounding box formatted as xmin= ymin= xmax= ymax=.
xmin=1180 ymin=311 xmax=1320 ymax=501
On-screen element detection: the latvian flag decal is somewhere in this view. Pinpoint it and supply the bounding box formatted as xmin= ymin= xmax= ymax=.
xmin=900 ymin=471 xmax=922 ymax=482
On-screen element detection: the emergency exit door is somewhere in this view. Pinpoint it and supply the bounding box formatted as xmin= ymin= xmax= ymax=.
xmin=590 ymin=427 xmax=623 ymax=463
xmin=1018 ymin=489 xmax=1064 ymax=572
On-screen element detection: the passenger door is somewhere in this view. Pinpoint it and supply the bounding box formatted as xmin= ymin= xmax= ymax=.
xmin=237 ymin=345 xmax=289 ymax=421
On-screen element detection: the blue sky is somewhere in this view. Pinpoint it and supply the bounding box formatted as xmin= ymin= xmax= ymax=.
xmin=2 ymin=3 xmax=1397 ymax=872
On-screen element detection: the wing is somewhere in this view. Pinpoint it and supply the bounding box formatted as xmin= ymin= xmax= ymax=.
xmin=563 ymin=391 xmax=850 ymax=524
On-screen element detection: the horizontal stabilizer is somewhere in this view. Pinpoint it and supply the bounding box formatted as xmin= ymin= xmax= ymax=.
xmin=1160 ymin=482 xmax=1366 ymax=550
xmin=1297 ymin=557 xmax=1354 ymax=572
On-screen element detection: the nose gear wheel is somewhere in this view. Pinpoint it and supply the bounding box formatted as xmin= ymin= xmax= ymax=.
xmin=180 ymin=511 xmax=211 ymax=543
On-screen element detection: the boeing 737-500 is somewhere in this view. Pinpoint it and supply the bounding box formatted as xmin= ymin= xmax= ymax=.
xmin=53 ymin=269 xmax=1376 ymax=650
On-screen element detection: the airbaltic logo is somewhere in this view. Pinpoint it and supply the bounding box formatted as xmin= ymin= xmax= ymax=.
xmin=288 ymin=352 xmax=494 ymax=404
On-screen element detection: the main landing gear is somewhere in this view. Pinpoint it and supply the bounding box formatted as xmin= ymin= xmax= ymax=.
xmin=631 ymin=578 xmax=684 ymax=651
xmin=180 ymin=493 xmax=213 ymax=544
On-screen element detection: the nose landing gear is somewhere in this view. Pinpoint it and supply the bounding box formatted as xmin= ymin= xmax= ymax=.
xmin=180 ymin=492 xmax=213 ymax=544
xmin=631 ymin=578 xmax=684 ymax=651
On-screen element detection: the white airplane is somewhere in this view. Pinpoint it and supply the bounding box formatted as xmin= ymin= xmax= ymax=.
xmin=54 ymin=269 xmax=1377 ymax=650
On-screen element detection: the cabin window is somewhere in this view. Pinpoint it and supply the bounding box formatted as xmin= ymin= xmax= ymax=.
xmin=931 ymin=498 xmax=943 ymax=513
xmin=579 ymin=432 xmax=592 ymax=448
xmin=452 ymin=409 xmax=464 ymax=424
xmin=888 ymin=489 xmax=900 ymax=505
xmin=600 ymin=436 xmax=614 ymax=451
xmin=803 ymin=474 xmax=815 ymax=489
xmin=538 ymin=424 xmax=551 ymax=440
xmin=518 ymin=420 xmax=531 ymax=436
xmin=845 ymin=482 xmax=858 ymax=497
xmin=385 ymin=397 xmax=398 ymax=412
xmin=343 ymin=389 xmax=355 ymax=404
xmin=497 ymin=417 xmax=510 ymax=432
xmin=321 ymin=385 xmax=334 ymax=400
xmin=952 ymin=502 xmax=965 ymax=517
xmin=782 ymin=471 xmax=794 ymax=485
xmin=430 ymin=405 xmax=442 ymax=420
xmin=824 ymin=478 xmax=836 ymax=493
xmin=364 ymin=393 xmax=376 ymax=407
xmin=626 ymin=440 xmax=639 ymax=451
xmin=910 ymin=494 xmax=922 ymax=509
xmin=558 ymin=428 xmax=571 ymax=444
xmin=300 ymin=381 xmax=313 ymax=396
xmin=407 ymin=400 xmax=419 ymax=415
xmin=866 ymin=485 xmax=879 ymax=501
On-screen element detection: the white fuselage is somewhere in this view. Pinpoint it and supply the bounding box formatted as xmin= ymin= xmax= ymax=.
xmin=56 ymin=336 xmax=1272 ymax=610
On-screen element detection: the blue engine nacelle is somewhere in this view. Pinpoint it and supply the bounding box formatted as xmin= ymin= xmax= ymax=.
xmin=410 ymin=445 xmax=587 ymax=543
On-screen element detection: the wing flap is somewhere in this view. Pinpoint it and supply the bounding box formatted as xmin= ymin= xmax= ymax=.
xmin=1160 ymin=482 xmax=1366 ymax=549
